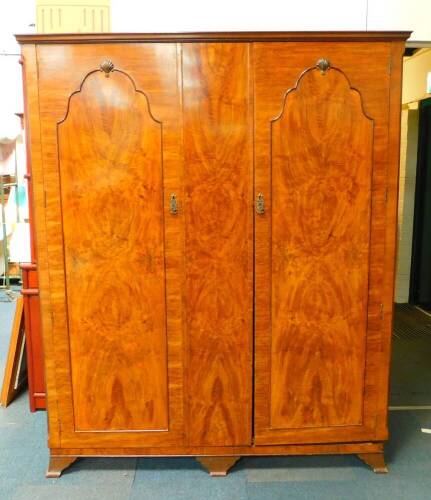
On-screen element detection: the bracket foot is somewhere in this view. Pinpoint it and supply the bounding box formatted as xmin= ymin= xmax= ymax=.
xmin=357 ymin=453 xmax=388 ymax=473
xmin=46 ymin=456 xmax=78 ymax=478
xmin=196 ymin=456 xmax=240 ymax=476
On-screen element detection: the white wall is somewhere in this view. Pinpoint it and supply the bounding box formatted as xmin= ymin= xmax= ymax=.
xmin=111 ymin=0 xmax=430 ymax=41
xmin=0 ymin=3 xmax=35 ymax=269
xmin=2 ymin=1 xmax=431 ymax=44
xmin=111 ymin=0 xmax=367 ymax=33
xmin=0 ymin=1 xmax=35 ymax=54
xmin=0 ymin=2 xmax=35 ymax=115
xmin=368 ymin=0 xmax=431 ymax=41
xmin=403 ymin=49 xmax=431 ymax=103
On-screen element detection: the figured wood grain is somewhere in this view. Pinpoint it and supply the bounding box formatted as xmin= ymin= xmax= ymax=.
xmin=254 ymin=42 xmax=394 ymax=445
xmin=36 ymin=43 xmax=185 ymax=447
xmin=20 ymin=35 xmax=406 ymax=469
xmin=269 ymin=66 xmax=373 ymax=429
xmin=58 ymin=68 xmax=168 ymax=431
xmin=182 ymin=43 xmax=253 ymax=446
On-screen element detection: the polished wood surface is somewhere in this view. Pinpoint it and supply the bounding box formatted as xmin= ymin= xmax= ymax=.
xmin=376 ymin=41 xmax=405 ymax=438
xmin=21 ymin=43 xmax=61 ymax=447
xmin=58 ymin=67 xmax=168 ymax=431
xmin=182 ymin=43 xmax=253 ymax=446
xmin=35 ymin=43 xmax=185 ymax=447
xmin=50 ymin=440 xmax=383 ymax=456
xmin=46 ymin=456 xmax=78 ymax=478
xmin=20 ymin=263 xmax=45 ymax=411
xmin=18 ymin=33 xmax=407 ymax=476
xmin=196 ymin=456 xmax=240 ymax=476
xmin=15 ymin=31 xmax=411 ymax=44
xmin=267 ymin=60 xmax=372 ymax=429
xmin=46 ymin=442 xmax=383 ymax=477
xmin=21 ymin=46 xmax=46 ymax=412
xmin=254 ymin=42 xmax=396 ymax=445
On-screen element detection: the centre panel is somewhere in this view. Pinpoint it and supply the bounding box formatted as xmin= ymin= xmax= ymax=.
xmin=182 ymin=42 xmax=254 ymax=446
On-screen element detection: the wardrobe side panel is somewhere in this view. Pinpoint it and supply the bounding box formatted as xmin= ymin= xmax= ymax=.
xmin=21 ymin=44 xmax=59 ymax=443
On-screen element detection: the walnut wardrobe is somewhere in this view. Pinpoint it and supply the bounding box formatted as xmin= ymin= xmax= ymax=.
xmin=17 ymin=31 xmax=409 ymax=478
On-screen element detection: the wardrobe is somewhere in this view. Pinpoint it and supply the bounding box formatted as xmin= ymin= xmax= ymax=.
xmin=17 ymin=31 xmax=409 ymax=477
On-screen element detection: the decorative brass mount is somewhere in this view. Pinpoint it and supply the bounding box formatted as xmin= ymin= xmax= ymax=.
xmin=316 ymin=58 xmax=330 ymax=74
xmin=100 ymin=59 xmax=114 ymax=77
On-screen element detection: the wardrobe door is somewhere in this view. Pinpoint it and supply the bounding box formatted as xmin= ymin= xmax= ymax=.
xmin=182 ymin=43 xmax=254 ymax=446
xmin=254 ymin=42 xmax=393 ymax=444
xmin=36 ymin=43 xmax=185 ymax=448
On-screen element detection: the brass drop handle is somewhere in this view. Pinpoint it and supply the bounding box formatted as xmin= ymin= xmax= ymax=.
xmin=256 ymin=193 xmax=265 ymax=215
xmin=169 ymin=194 xmax=178 ymax=215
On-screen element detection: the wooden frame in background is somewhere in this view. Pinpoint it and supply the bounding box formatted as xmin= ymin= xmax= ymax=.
xmin=1 ymin=296 xmax=27 ymax=407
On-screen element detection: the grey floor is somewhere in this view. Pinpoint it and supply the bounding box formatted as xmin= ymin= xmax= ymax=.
xmin=391 ymin=304 xmax=431 ymax=406
xmin=1 ymin=297 xmax=431 ymax=500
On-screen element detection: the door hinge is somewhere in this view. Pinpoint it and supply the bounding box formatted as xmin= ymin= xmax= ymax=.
xmin=44 ymin=189 xmax=47 ymax=208
xmin=380 ymin=303 xmax=384 ymax=320
xmin=384 ymin=187 xmax=388 ymax=202
xmin=388 ymin=57 xmax=392 ymax=76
